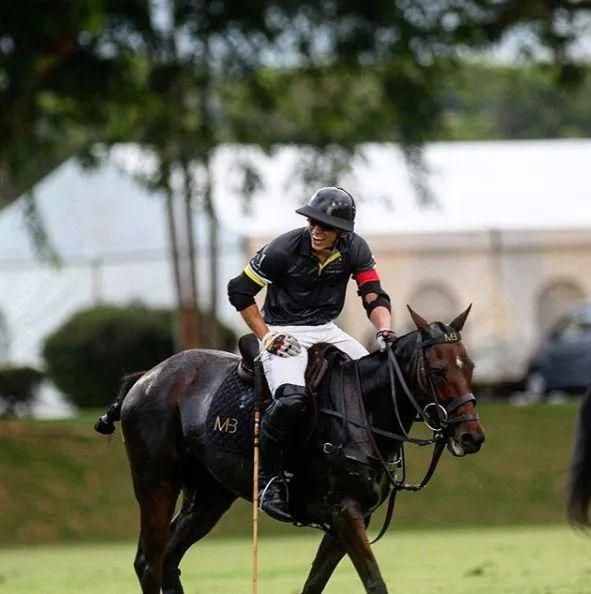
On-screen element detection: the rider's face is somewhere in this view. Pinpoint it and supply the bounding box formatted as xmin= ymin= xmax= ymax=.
xmin=308 ymin=219 xmax=339 ymax=252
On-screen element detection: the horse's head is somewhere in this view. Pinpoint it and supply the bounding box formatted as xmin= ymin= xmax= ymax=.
xmin=403 ymin=304 xmax=485 ymax=457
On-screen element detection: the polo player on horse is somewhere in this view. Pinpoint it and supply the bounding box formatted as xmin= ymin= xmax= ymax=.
xmin=227 ymin=187 xmax=397 ymax=522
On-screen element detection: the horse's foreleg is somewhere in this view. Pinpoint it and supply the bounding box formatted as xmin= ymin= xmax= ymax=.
xmin=162 ymin=479 xmax=236 ymax=594
xmin=300 ymin=531 xmax=346 ymax=594
xmin=332 ymin=498 xmax=388 ymax=594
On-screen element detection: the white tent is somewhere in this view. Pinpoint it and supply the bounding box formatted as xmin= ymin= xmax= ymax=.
xmin=211 ymin=139 xmax=591 ymax=237
xmin=0 ymin=154 xmax=243 ymax=367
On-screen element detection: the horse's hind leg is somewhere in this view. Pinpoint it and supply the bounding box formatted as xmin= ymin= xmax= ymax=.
xmin=122 ymin=394 xmax=182 ymax=593
xmin=301 ymin=532 xmax=346 ymax=594
xmin=134 ymin=481 xmax=180 ymax=594
xmin=162 ymin=471 xmax=236 ymax=594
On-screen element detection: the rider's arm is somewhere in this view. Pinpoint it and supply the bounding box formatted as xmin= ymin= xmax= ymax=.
xmin=238 ymin=303 xmax=269 ymax=340
xmin=227 ymin=242 xmax=282 ymax=339
xmin=227 ymin=271 xmax=269 ymax=338
xmin=351 ymin=236 xmax=393 ymax=331
xmin=367 ymin=297 xmax=392 ymax=332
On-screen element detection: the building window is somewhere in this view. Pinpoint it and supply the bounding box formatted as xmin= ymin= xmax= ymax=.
xmin=408 ymin=283 xmax=459 ymax=328
xmin=537 ymin=280 xmax=586 ymax=335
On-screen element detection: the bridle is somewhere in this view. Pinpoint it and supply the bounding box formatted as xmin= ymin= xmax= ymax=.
xmin=361 ymin=332 xmax=479 ymax=542
xmin=390 ymin=334 xmax=479 ymax=443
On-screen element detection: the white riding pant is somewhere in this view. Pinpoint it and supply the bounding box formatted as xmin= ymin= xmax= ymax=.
xmin=261 ymin=322 xmax=369 ymax=397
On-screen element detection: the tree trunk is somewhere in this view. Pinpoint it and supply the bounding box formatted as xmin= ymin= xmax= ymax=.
xmin=164 ymin=177 xmax=183 ymax=350
xmin=164 ymin=164 xmax=199 ymax=350
xmin=181 ymin=158 xmax=201 ymax=348
xmin=203 ymin=153 xmax=220 ymax=348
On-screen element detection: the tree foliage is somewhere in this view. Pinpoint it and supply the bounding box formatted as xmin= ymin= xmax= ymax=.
xmin=2 ymin=1 xmax=590 ymax=204
xmin=440 ymin=62 xmax=591 ymax=139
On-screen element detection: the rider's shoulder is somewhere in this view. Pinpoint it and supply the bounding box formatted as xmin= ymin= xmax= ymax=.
xmin=344 ymin=231 xmax=371 ymax=251
xmin=266 ymin=227 xmax=308 ymax=254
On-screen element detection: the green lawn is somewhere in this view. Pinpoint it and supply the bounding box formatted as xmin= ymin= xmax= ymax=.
xmin=0 ymin=403 xmax=581 ymax=545
xmin=1 ymin=526 xmax=590 ymax=594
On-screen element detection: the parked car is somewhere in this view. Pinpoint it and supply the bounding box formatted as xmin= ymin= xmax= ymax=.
xmin=525 ymin=303 xmax=591 ymax=397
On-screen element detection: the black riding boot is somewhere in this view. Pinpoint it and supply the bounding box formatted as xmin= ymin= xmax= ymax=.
xmin=258 ymin=428 xmax=292 ymax=522
xmin=258 ymin=383 xmax=307 ymax=523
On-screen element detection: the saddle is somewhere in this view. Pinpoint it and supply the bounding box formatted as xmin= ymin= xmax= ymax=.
xmin=207 ymin=335 xmax=351 ymax=462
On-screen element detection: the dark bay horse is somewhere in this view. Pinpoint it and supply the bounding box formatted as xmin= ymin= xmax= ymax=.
xmin=568 ymin=385 xmax=591 ymax=526
xmin=96 ymin=306 xmax=485 ymax=594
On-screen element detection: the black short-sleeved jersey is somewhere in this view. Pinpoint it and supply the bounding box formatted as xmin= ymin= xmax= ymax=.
xmin=242 ymin=227 xmax=380 ymax=326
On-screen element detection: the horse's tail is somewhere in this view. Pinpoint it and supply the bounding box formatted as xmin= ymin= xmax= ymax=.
xmin=567 ymin=385 xmax=591 ymax=527
xmin=94 ymin=371 xmax=145 ymax=435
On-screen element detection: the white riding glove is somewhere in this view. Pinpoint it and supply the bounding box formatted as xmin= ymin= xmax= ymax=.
xmin=376 ymin=329 xmax=397 ymax=352
xmin=261 ymin=331 xmax=302 ymax=358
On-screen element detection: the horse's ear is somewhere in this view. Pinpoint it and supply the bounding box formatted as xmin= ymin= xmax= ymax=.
xmin=407 ymin=305 xmax=429 ymax=331
xmin=449 ymin=304 xmax=472 ymax=332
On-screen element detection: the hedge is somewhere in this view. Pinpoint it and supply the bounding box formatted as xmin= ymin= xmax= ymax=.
xmin=42 ymin=304 xmax=176 ymax=408
xmin=0 ymin=366 xmax=44 ymax=416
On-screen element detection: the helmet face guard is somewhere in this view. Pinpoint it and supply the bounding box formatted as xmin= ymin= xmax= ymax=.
xmin=295 ymin=186 xmax=356 ymax=232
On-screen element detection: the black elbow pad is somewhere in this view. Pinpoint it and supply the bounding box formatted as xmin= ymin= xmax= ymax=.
xmin=360 ymin=282 xmax=391 ymax=317
xmin=228 ymin=272 xmax=261 ymax=311
xmin=365 ymin=295 xmax=391 ymax=317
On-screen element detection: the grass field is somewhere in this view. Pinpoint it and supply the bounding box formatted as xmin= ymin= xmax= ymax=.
xmin=0 ymin=403 xmax=580 ymax=545
xmin=1 ymin=526 xmax=590 ymax=594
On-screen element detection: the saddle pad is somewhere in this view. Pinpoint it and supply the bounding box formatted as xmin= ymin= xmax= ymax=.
xmin=206 ymin=365 xmax=256 ymax=455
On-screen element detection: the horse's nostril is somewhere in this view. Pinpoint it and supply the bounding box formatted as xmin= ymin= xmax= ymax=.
xmin=461 ymin=432 xmax=484 ymax=450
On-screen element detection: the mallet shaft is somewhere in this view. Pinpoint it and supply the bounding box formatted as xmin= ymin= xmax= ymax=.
xmin=252 ymin=407 xmax=261 ymax=594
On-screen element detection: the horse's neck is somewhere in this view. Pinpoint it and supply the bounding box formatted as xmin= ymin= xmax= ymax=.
xmin=355 ymin=348 xmax=416 ymax=437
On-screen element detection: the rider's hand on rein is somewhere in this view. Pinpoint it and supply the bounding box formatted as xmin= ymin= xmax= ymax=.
xmin=261 ymin=331 xmax=302 ymax=358
xmin=376 ymin=329 xmax=397 ymax=351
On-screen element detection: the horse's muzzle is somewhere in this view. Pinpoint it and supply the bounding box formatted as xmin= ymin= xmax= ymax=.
xmin=461 ymin=430 xmax=485 ymax=453
xmin=448 ymin=430 xmax=485 ymax=456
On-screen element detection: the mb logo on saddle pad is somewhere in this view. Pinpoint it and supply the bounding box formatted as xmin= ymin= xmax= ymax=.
xmin=214 ymin=416 xmax=239 ymax=434
xmin=206 ymin=366 xmax=255 ymax=454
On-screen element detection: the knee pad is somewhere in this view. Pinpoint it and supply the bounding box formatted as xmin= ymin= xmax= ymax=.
xmin=263 ymin=384 xmax=307 ymax=436
xmin=274 ymin=384 xmax=307 ymax=415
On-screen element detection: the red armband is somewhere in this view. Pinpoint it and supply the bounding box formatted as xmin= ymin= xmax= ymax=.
xmin=354 ymin=268 xmax=380 ymax=287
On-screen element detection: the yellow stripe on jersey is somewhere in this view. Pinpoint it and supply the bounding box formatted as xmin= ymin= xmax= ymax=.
xmin=244 ymin=263 xmax=268 ymax=287
xmin=318 ymin=250 xmax=342 ymax=273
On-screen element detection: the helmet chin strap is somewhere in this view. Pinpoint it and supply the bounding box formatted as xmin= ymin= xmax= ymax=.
xmin=329 ymin=231 xmax=343 ymax=250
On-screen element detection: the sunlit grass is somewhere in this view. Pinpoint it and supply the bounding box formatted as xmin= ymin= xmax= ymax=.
xmin=1 ymin=525 xmax=590 ymax=594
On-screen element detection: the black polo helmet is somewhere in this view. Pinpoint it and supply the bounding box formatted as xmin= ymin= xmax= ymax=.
xmin=295 ymin=186 xmax=356 ymax=232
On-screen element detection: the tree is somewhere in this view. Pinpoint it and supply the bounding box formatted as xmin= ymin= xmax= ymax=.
xmin=3 ymin=1 xmax=590 ymax=349
xmin=0 ymin=1 xmax=155 ymax=264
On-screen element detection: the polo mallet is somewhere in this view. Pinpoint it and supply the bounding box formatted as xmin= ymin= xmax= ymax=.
xmin=252 ymin=404 xmax=261 ymax=594
xmin=252 ymin=352 xmax=265 ymax=594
